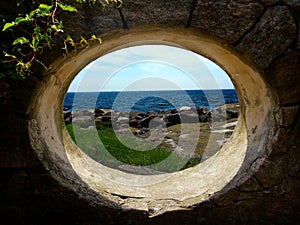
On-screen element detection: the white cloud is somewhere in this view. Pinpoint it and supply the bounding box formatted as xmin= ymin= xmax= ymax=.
xmin=68 ymin=45 xmax=234 ymax=92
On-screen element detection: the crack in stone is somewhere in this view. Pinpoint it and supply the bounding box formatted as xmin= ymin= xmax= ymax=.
xmin=118 ymin=7 xmax=128 ymax=29
xmin=232 ymin=5 xmax=266 ymax=47
xmin=185 ymin=0 xmax=197 ymax=28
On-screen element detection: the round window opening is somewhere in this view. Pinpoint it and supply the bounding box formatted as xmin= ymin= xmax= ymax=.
xmin=29 ymin=29 xmax=278 ymax=216
xmin=63 ymin=45 xmax=239 ymax=175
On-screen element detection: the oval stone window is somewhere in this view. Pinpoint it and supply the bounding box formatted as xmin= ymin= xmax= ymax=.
xmin=29 ymin=28 xmax=277 ymax=216
xmin=63 ymin=45 xmax=239 ymax=175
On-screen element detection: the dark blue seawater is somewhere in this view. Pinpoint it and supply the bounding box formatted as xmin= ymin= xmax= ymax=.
xmin=63 ymin=89 xmax=238 ymax=113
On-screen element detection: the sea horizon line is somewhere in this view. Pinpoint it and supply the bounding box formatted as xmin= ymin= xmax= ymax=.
xmin=67 ymin=88 xmax=236 ymax=93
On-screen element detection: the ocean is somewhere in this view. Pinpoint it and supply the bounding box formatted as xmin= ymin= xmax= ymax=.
xmin=63 ymin=89 xmax=238 ymax=113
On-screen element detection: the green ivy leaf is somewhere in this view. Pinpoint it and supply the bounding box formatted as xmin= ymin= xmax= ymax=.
xmin=34 ymin=26 xmax=41 ymax=35
xmin=37 ymin=4 xmax=52 ymax=16
xmin=80 ymin=36 xmax=88 ymax=46
xmin=66 ymin=35 xmax=73 ymax=41
xmin=51 ymin=24 xmax=63 ymax=33
xmin=12 ymin=37 xmax=29 ymax=45
xmin=91 ymin=35 xmax=102 ymax=45
xmin=15 ymin=17 xmax=27 ymax=24
xmin=2 ymin=22 xmax=15 ymax=31
xmin=28 ymin=10 xmax=36 ymax=19
xmin=3 ymin=52 xmax=17 ymax=59
xmin=31 ymin=37 xmax=38 ymax=50
xmin=57 ymin=3 xmax=77 ymax=12
xmin=39 ymin=4 xmax=52 ymax=11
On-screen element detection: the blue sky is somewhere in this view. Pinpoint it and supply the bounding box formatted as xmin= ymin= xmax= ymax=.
xmin=68 ymin=45 xmax=234 ymax=92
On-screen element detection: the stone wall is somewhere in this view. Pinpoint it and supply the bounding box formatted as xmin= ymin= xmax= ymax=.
xmin=0 ymin=0 xmax=299 ymax=224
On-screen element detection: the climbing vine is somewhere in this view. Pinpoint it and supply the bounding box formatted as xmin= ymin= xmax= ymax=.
xmin=0 ymin=0 xmax=122 ymax=96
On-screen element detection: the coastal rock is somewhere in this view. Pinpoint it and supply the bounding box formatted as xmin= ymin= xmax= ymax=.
xmin=129 ymin=110 xmax=146 ymax=119
xmin=101 ymin=114 xmax=111 ymax=122
xmin=197 ymin=107 xmax=210 ymax=115
xmin=69 ymin=110 xmax=95 ymax=128
xmin=116 ymin=116 xmax=129 ymax=124
xmin=180 ymin=110 xmax=199 ymax=123
xmin=139 ymin=115 xmax=156 ymax=128
xmin=72 ymin=116 xmax=94 ymax=128
xmin=94 ymin=108 xmax=105 ymax=117
xmin=226 ymin=107 xmax=239 ymax=119
xmin=198 ymin=114 xmax=211 ymax=122
xmin=63 ymin=111 xmax=72 ymax=124
xmin=179 ymin=106 xmax=191 ymax=111
xmin=197 ymin=107 xmax=211 ymax=122
xmin=129 ymin=119 xmax=139 ymax=128
xmin=149 ymin=117 xmax=165 ymax=129
xmin=165 ymin=113 xmax=181 ymax=127
xmin=157 ymin=109 xmax=173 ymax=117
xmin=73 ymin=110 xmax=94 ymax=117
xmin=147 ymin=110 xmax=156 ymax=115
xmin=211 ymin=104 xmax=240 ymax=121
xmin=65 ymin=104 xmax=240 ymax=130
xmin=134 ymin=127 xmax=150 ymax=138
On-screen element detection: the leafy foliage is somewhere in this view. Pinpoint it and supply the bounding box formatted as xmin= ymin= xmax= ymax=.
xmin=1 ymin=0 xmax=122 ymax=81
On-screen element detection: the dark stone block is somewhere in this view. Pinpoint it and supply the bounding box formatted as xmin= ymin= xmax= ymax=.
xmin=237 ymin=6 xmax=297 ymax=69
xmin=192 ymin=0 xmax=264 ymax=43
xmin=267 ymin=51 xmax=300 ymax=105
xmin=122 ymin=0 xmax=192 ymax=27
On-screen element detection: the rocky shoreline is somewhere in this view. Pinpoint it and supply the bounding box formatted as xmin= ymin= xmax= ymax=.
xmin=64 ymin=103 xmax=239 ymax=129
xmin=64 ymin=104 xmax=239 ymax=171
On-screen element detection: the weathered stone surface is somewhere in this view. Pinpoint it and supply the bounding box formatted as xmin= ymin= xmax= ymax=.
xmin=288 ymin=112 xmax=300 ymax=146
xmin=255 ymin=156 xmax=288 ymax=189
xmin=122 ymin=0 xmax=192 ymax=27
xmin=269 ymin=176 xmax=300 ymax=196
xmin=238 ymin=177 xmax=262 ymax=192
xmin=239 ymin=193 xmax=299 ymax=224
xmin=286 ymin=0 xmax=300 ymax=50
xmin=237 ymin=6 xmax=297 ymax=69
xmin=0 ymin=114 xmax=40 ymax=168
xmin=260 ymin=0 xmax=280 ymax=5
xmin=280 ymin=105 xmax=299 ymax=127
xmin=84 ymin=3 xmax=123 ymax=35
xmin=267 ymin=51 xmax=300 ymax=105
xmin=288 ymin=146 xmax=300 ymax=177
xmin=283 ymin=0 xmax=300 ymax=12
xmin=62 ymin=2 xmax=123 ymax=37
xmin=273 ymin=128 xmax=289 ymax=154
xmin=296 ymin=26 xmax=300 ymax=50
xmin=212 ymin=190 xmax=240 ymax=206
xmin=192 ymin=0 xmax=264 ymax=43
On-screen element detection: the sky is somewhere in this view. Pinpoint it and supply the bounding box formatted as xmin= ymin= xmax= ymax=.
xmin=68 ymin=45 xmax=234 ymax=92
